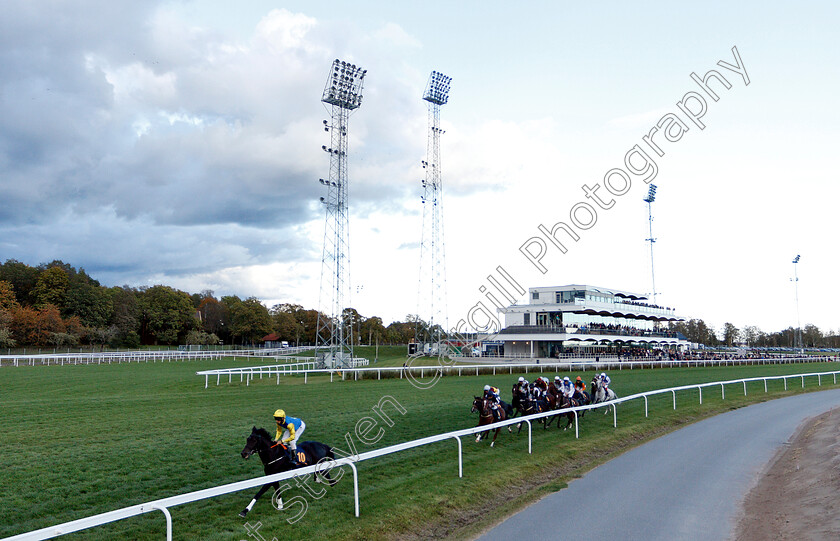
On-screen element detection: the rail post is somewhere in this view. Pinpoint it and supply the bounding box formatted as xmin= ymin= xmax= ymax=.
xmin=451 ymin=436 xmax=463 ymax=478
xmin=743 ymin=381 xmax=747 ymax=396
xmin=341 ymin=460 xmax=360 ymax=517
xmin=526 ymin=419 xmax=532 ymax=454
xmin=612 ymin=403 xmax=617 ymax=428
xmin=671 ymin=390 xmax=676 ymax=410
xmin=145 ymin=504 xmax=172 ymax=541
xmin=698 ymin=386 xmax=703 ymax=404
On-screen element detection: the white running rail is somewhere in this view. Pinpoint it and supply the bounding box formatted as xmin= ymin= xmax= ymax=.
xmin=196 ymin=356 xmax=823 ymax=388
xmin=0 ymin=347 xmax=315 ymax=367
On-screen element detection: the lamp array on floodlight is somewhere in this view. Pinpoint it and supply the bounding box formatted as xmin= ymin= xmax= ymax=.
xmin=423 ymin=71 xmax=452 ymax=105
xmin=644 ymin=184 xmax=657 ymax=203
xmin=322 ymin=59 xmax=367 ymax=110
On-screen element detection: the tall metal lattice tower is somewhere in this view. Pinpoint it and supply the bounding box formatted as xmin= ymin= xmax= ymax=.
xmin=315 ymin=59 xmax=367 ymax=368
xmin=417 ymin=71 xmax=452 ymax=356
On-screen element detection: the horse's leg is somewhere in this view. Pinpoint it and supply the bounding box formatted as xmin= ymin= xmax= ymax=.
xmin=490 ymin=427 xmax=500 ymax=447
xmin=239 ymin=481 xmax=277 ymax=517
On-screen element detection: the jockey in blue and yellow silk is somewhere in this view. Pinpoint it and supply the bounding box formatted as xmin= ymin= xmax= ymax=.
xmin=483 ymin=385 xmax=502 ymax=422
xmin=274 ymin=409 xmax=306 ymax=465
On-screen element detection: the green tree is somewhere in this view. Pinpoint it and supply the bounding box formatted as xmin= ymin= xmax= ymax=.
xmin=670 ymin=318 xmax=718 ymax=346
xmin=32 ymin=267 xmax=70 ymax=309
xmin=722 ymin=322 xmax=739 ymax=347
xmin=0 ymin=280 xmax=19 ymax=311
xmin=223 ymin=296 xmax=273 ymax=345
xmin=0 ymin=327 xmax=16 ymax=348
xmin=138 ymin=285 xmax=197 ymax=345
xmin=0 ymin=260 xmax=39 ymax=305
xmin=741 ymin=325 xmax=762 ymax=347
xmin=198 ymin=295 xmax=228 ymax=337
xmin=108 ymin=286 xmax=141 ymax=346
xmin=360 ymin=316 xmax=386 ymax=346
xmin=801 ymin=324 xmax=822 ymax=348
xmin=185 ymin=330 xmax=221 ymax=345
xmin=270 ymin=303 xmax=304 ymax=343
xmin=65 ymin=282 xmax=112 ymax=328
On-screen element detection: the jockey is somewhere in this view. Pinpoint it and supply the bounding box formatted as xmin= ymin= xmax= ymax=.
xmin=559 ymin=376 xmax=575 ymax=399
xmin=573 ymin=376 xmax=586 ymax=402
xmin=483 ymin=384 xmax=502 ymax=422
xmin=515 ymin=376 xmax=530 ymax=396
xmin=274 ymin=409 xmax=306 ymax=466
xmin=551 ymin=375 xmax=564 ymax=394
xmin=532 ymin=377 xmax=549 ymax=400
xmin=599 ymin=372 xmax=612 ymax=392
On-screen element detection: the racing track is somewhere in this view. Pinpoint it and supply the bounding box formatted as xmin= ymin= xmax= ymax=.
xmin=476 ymin=388 xmax=840 ymax=541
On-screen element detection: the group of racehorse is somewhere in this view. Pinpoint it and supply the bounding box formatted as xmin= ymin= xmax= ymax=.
xmin=471 ymin=375 xmax=617 ymax=447
xmin=238 ymin=373 xmax=617 ymax=517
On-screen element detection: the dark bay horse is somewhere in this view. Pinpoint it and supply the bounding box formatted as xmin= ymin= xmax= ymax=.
xmin=545 ymin=390 xmax=577 ymax=430
xmin=471 ymin=397 xmax=507 ymax=447
xmin=239 ymin=427 xmax=337 ymax=517
xmin=511 ymin=387 xmax=541 ymax=432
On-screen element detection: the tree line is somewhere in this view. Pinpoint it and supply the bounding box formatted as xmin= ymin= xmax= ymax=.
xmin=669 ymin=319 xmax=840 ymax=349
xmin=0 ymin=259 xmax=427 ymax=349
xmin=1 ymin=259 xmax=836 ymax=350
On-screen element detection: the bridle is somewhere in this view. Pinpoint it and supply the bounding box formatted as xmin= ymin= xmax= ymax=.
xmin=243 ymin=434 xmax=286 ymax=464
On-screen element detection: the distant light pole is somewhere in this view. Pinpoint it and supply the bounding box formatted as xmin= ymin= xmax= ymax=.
xmin=792 ymin=254 xmax=802 ymax=351
xmin=643 ymin=184 xmax=658 ymax=303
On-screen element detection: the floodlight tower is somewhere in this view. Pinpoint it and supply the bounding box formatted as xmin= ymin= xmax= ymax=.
xmin=315 ymin=59 xmax=367 ymax=369
xmin=417 ymin=70 xmax=452 ymax=356
xmin=644 ymin=184 xmax=658 ymax=304
xmin=792 ymin=254 xmax=802 ymax=351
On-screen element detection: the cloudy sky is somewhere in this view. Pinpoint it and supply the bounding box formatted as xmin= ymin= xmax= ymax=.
xmin=2 ymin=1 xmax=838 ymax=336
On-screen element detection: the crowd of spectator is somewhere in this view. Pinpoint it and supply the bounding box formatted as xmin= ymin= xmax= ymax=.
xmin=567 ymin=323 xmax=678 ymax=338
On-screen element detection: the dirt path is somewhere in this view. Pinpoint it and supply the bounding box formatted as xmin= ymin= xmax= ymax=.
xmin=732 ymin=408 xmax=840 ymax=540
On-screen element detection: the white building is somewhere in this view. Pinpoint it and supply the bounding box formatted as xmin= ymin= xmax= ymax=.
xmin=495 ymin=284 xmax=688 ymax=357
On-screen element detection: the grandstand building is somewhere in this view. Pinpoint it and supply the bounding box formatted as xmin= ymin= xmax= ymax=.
xmin=495 ymin=284 xmax=688 ymax=357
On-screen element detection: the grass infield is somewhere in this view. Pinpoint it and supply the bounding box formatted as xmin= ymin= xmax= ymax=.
xmin=2 ymin=347 xmax=838 ymax=540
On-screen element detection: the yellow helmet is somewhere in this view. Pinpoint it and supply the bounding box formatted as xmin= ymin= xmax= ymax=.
xmin=274 ymin=409 xmax=285 ymax=419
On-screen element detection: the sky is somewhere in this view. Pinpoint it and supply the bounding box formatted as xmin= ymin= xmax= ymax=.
xmin=1 ymin=1 xmax=839 ymax=336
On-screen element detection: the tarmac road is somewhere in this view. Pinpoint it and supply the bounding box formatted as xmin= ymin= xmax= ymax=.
xmin=476 ymin=388 xmax=840 ymax=541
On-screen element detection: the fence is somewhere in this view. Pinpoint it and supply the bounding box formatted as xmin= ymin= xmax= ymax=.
xmin=0 ymin=346 xmax=315 ymax=368
xmin=6 ymin=368 xmax=840 ymax=541
xmin=196 ymin=355 xmax=825 ymax=388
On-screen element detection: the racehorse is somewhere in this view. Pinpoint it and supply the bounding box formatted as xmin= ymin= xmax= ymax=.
xmin=239 ymin=426 xmax=337 ymax=517
xmin=545 ymin=389 xmax=577 ymax=430
xmin=591 ymin=377 xmax=617 ymax=415
xmin=471 ymin=396 xmax=507 ymax=447
xmin=510 ymin=387 xmax=543 ymax=433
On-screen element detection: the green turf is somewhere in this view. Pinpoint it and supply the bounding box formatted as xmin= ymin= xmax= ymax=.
xmin=1 ymin=356 xmax=838 ymax=540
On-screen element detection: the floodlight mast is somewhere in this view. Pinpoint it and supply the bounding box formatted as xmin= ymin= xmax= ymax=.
xmin=316 ymin=59 xmax=367 ymax=369
xmin=417 ymin=71 xmax=452 ymax=357
xmin=644 ymin=184 xmax=658 ymax=304
xmin=792 ymin=254 xmax=802 ymax=351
